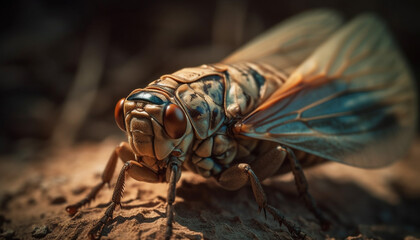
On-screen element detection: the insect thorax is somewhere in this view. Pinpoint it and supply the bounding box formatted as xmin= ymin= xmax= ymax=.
xmin=147 ymin=62 xmax=286 ymax=178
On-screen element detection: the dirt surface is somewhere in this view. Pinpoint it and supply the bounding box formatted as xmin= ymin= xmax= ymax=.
xmin=2 ymin=2 xmax=420 ymax=240
xmin=1 ymin=137 xmax=420 ymax=240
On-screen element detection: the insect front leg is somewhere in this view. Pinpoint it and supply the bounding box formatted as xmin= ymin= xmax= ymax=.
xmin=88 ymin=160 xmax=161 ymax=239
xmin=164 ymin=160 xmax=181 ymax=240
xmin=285 ymin=147 xmax=330 ymax=230
xmin=66 ymin=142 xmax=135 ymax=215
xmin=218 ymin=163 xmax=310 ymax=239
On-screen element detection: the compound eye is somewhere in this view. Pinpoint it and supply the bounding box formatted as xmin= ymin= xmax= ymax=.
xmin=164 ymin=104 xmax=187 ymax=139
xmin=114 ymin=98 xmax=126 ymax=131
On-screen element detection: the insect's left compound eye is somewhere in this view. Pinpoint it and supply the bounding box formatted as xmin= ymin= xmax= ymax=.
xmin=114 ymin=98 xmax=126 ymax=132
xmin=164 ymin=104 xmax=187 ymax=139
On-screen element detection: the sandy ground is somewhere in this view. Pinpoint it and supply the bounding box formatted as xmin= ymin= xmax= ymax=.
xmin=1 ymin=137 xmax=420 ymax=240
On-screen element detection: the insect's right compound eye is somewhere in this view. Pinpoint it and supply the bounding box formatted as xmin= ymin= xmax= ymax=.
xmin=114 ymin=98 xmax=126 ymax=132
xmin=164 ymin=104 xmax=187 ymax=139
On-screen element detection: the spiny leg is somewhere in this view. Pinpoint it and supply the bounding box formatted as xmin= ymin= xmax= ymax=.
xmin=88 ymin=160 xmax=134 ymax=239
xmin=66 ymin=142 xmax=134 ymax=215
xmin=218 ymin=163 xmax=310 ymax=239
xmin=265 ymin=205 xmax=308 ymax=240
xmin=88 ymin=159 xmax=161 ymax=239
xmin=165 ymin=162 xmax=179 ymax=240
xmin=285 ymin=147 xmax=330 ymax=230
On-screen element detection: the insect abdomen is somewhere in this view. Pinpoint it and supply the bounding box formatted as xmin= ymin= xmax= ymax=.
xmin=275 ymin=149 xmax=327 ymax=175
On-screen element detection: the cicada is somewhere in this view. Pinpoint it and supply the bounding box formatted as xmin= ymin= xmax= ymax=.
xmin=66 ymin=9 xmax=417 ymax=239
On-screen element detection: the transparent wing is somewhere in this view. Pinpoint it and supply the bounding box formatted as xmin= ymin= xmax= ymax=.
xmin=234 ymin=14 xmax=417 ymax=168
xmin=222 ymin=9 xmax=343 ymax=75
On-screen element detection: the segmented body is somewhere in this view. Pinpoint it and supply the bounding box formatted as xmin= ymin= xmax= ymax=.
xmin=144 ymin=62 xmax=325 ymax=179
xmin=67 ymin=11 xmax=416 ymax=240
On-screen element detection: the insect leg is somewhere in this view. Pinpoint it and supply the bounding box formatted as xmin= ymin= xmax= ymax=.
xmin=218 ymin=145 xmax=287 ymax=191
xmin=88 ymin=160 xmax=160 ymax=239
xmin=250 ymin=145 xmax=287 ymax=181
xmin=66 ymin=142 xmax=135 ymax=215
xmin=218 ymin=163 xmax=310 ymax=239
xmin=165 ymin=161 xmax=180 ymax=240
xmin=285 ymin=147 xmax=330 ymax=230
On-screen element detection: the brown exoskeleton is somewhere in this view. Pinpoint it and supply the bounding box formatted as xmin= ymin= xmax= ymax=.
xmin=66 ymin=9 xmax=417 ymax=239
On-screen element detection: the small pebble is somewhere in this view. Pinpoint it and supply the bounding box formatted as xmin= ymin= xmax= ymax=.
xmin=71 ymin=185 xmax=87 ymax=195
xmin=47 ymin=189 xmax=67 ymax=205
xmin=50 ymin=196 xmax=66 ymax=204
xmin=27 ymin=197 xmax=36 ymax=205
xmin=32 ymin=225 xmax=49 ymax=238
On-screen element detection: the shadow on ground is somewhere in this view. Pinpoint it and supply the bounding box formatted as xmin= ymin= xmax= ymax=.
xmin=0 ymin=139 xmax=419 ymax=239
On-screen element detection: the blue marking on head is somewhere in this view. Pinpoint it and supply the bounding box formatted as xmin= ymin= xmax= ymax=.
xmin=128 ymin=91 xmax=164 ymax=105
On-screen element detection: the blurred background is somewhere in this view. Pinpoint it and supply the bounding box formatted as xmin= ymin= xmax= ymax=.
xmin=1 ymin=1 xmax=420 ymax=239
xmin=1 ymin=0 xmax=419 ymax=158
